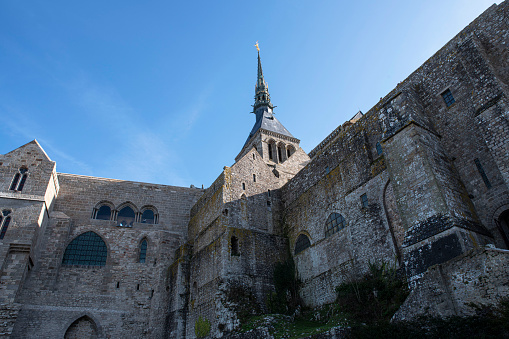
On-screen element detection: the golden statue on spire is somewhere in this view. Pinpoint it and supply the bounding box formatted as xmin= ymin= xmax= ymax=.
xmin=254 ymin=41 xmax=260 ymax=52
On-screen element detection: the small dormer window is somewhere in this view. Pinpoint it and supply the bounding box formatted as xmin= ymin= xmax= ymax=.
xmin=376 ymin=142 xmax=383 ymax=155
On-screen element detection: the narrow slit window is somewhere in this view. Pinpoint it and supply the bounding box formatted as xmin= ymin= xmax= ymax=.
xmin=242 ymin=183 xmax=246 ymax=190
xmin=253 ymin=174 xmax=256 ymax=182
xmin=139 ymin=239 xmax=148 ymax=263
xmin=0 ymin=216 xmax=11 ymax=240
xmin=268 ymin=143 xmax=273 ymax=160
xmin=376 ymin=142 xmax=383 ymax=155
xmin=360 ymin=194 xmax=369 ymax=208
xmin=17 ymin=174 xmax=27 ymax=191
xmin=474 ymin=159 xmax=492 ymax=189
xmin=10 ymin=173 xmax=20 ymax=190
xmin=441 ymin=89 xmax=455 ymax=107
xmin=231 ymin=236 xmax=239 ymax=256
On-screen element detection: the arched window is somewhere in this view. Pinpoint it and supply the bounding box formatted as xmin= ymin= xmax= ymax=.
xmin=325 ymin=212 xmax=346 ymax=238
xmin=94 ymin=205 xmax=112 ymax=220
xmin=268 ymin=143 xmax=274 ymax=160
xmin=141 ymin=209 xmax=156 ymax=224
xmin=9 ymin=167 xmax=28 ymax=191
xmin=0 ymin=210 xmax=12 ymax=240
xmin=277 ymin=145 xmax=283 ymax=162
xmin=139 ymin=239 xmax=148 ymax=263
xmin=295 ymin=234 xmax=311 ymax=254
xmin=287 ymin=145 xmax=295 ymax=158
xmin=62 ymin=231 xmax=107 ymax=266
xmin=9 ymin=173 xmax=20 ymax=191
xmin=117 ymin=206 xmax=135 ymax=227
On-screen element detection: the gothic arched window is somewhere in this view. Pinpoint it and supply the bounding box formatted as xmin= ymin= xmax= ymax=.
xmin=139 ymin=239 xmax=148 ymax=263
xmin=0 ymin=210 xmax=12 ymax=240
xmin=294 ymin=234 xmax=311 ymax=254
xmin=117 ymin=205 xmax=136 ymax=227
xmin=62 ymin=231 xmax=107 ymax=266
xmin=141 ymin=209 xmax=156 ymax=224
xmin=10 ymin=167 xmax=28 ymax=191
xmin=325 ymin=212 xmax=346 ymax=238
xmin=93 ymin=204 xmax=112 ymax=220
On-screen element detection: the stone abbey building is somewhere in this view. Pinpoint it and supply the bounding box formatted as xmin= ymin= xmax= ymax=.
xmin=2 ymin=2 xmax=509 ymax=338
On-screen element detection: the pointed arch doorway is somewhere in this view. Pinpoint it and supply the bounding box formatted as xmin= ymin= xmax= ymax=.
xmin=64 ymin=316 xmax=98 ymax=339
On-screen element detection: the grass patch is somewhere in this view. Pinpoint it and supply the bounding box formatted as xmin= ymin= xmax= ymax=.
xmin=239 ymin=313 xmax=347 ymax=339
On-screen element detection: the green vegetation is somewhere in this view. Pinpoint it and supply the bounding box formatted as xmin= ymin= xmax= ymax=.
xmin=236 ymin=262 xmax=509 ymax=338
xmin=266 ymin=260 xmax=300 ymax=314
xmin=195 ymin=316 xmax=211 ymax=338
xmin=335 ymin=261 xmax=409 ymax=323
xmin=224 ymin=283 xmax=261 ymax=322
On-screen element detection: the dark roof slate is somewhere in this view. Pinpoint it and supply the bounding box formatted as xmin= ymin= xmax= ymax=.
xmin=244 ymin=109 xmax=294 ymax=146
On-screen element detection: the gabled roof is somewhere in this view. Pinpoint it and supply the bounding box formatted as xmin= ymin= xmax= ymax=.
xmin=3 ymin=139 xmax=53 ymax=162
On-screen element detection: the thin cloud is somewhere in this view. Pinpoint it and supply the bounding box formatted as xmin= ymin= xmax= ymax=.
xmin=66 ymin=76 xmax=212 ymax=185
xmin=0 ymin=104 xmax=92 ymax=174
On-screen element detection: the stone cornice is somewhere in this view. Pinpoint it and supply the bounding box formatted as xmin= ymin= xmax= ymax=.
xmin=0 ymin=192 xmax=45 ymax=202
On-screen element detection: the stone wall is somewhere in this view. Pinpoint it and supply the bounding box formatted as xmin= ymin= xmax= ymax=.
xmin=394 ymin=247 xmax=509 ymax=320
xmin=10 ymin=173 xmax=202 ymax=338
xmin=281 ymin=0 xmax=509 ymax=308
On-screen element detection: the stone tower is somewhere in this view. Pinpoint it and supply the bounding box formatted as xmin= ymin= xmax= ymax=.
xmin=235 ymin=50 xmax=310 ymax=181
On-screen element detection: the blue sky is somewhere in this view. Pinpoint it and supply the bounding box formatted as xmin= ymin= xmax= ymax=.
xmin=0 ymin=1 xmax=501 ymax=187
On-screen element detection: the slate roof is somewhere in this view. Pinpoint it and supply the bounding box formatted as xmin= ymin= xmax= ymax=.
xmin=244 ymin=109 xmax=294 ymax=146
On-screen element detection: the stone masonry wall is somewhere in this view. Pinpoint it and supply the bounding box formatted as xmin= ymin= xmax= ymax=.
xmin=394 ymin=247 xmax=509 ymax=320
xmin=11 ymin=173 xmax=202 ymax=338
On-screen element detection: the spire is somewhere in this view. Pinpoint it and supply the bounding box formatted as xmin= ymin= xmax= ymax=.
xmin=253 ymin=45 xmax=273 ymax=110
